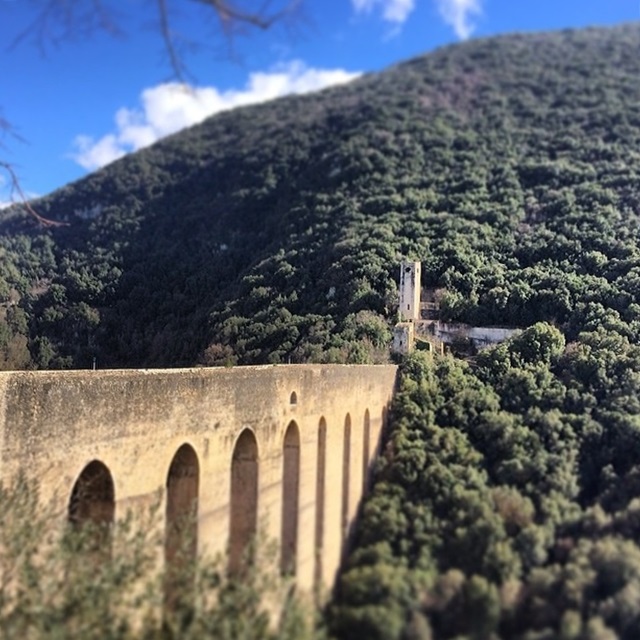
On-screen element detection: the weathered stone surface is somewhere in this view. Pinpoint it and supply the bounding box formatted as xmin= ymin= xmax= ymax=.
xmin=0 ymin=364 xmax=398 ymax=592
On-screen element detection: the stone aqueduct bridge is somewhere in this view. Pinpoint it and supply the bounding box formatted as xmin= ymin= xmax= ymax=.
xmin=0 ymin=364 xmax=398 ymax=593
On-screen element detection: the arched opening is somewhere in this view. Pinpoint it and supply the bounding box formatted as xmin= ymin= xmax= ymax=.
xmin=165 ymin=444 xmax=199 ymax=610
xmin=68 ymin=460 xmax=115 ymax=553
xmin=341 ymin=414 xmax=351 ymax=546
xmin=229 ymin=429 xmax=258 ymax=575
xmin=363 ymin=409 xmax=371 ymax=492
xmin=290 ymin=391 xmax=298 ymax=406
xmin=281 ymin=421 xmax=300 ymax=575
xmin=314 ymin=418 xmax=327 ymax=592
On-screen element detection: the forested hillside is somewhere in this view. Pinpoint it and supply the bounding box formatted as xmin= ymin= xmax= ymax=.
xmin=3 ymin=22 xmax=640 ymax=638
xmin=2 ymin=23 xmax=640 ymax=370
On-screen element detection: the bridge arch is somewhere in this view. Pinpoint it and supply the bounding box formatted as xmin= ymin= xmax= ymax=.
xmin=229 ymin=428 xmax=259 ymax=574
xmin=281 ymin=421 xmax=300 ymax=575
xmin=165 ymin=443 xmax=199 ymax=607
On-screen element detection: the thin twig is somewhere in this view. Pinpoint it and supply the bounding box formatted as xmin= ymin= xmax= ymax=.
xmin=157 ymin=0 xmax=189 ymax=80
xmin=193 ymin=0 xmax=279 ymax=29
xmin=0 ymin=163 xmax=68 ymax=228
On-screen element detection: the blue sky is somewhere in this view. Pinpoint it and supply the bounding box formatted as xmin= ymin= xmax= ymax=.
xmin=1 ymin=0 xmax=638 ymax=206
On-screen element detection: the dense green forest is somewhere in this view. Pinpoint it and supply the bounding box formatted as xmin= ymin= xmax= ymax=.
xmin=2 ymin=23 xmax=640 ymax=369
xmin=330 ymin=324 xmax=640 ymax=639
xmin=3 ymin=21 xmax=640 ymax=639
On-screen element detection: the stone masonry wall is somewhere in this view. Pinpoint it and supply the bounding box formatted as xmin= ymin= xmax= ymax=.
xmin=0 ymin=364 xmax=398 ymax=593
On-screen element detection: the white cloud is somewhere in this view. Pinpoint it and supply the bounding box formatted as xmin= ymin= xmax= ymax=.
xmin=71 ymin=61 xmax=361 ymax=171
xmin=352 ymin=0 xmax=416 ymax=25
xmin=73 ymin=134 xmax=126 ymax=173
xmin=436 ymin=0 xmax=482 ymax=40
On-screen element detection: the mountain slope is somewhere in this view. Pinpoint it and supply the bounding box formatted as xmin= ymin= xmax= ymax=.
xmin=1 ymin=23 xmax=640 ymax=369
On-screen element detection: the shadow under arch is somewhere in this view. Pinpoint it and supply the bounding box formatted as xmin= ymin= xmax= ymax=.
xmin=341 ymin=413 xmax=351 ymax=547
xmin=165 ymin=443 xmax=199 ymax=611
xmin=68 ymin=459 xmax=115 ymax=528
xmin=68 ymin=460 xmax=115 ymax=556
xmin=281 ymin=420 xmax=300 ymax=575
xmin=314 ymin=417 xmax=327 ymax=594
xmin=229 ymin=428 xmax=259 ymax=575
xmin=363 ymin=409 xmax=371 ymax=492
xmin=381 ymin=404 xmax=390 ymax=453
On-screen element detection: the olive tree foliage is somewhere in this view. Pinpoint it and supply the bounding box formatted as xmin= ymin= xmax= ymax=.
xmin=0 ymin=474 xmax=316 ymax=640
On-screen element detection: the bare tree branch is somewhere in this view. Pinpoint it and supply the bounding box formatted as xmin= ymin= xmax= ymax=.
xmin=0 ymin=114 xmax=62 ymax=227
xmin=0 ymin=112 xmax=24 ymax=148
xmin=0 ymin=117 xmax=10 ymax=138
xmin=0 ymin=163 xmax=68 ymax=228
xmin=156 ymin=0 xmax=191 ymax=80
xmin=11 ymin=1 xmax=297 ymax=65
xmin=192 ymin=0 xmax=292 ymax=30
xmin=153 ymin=0 xmax=299 ymax=80
xmin=3 ymin=0 xmax=300 ymax=223
xmin=11 ymin=0 xmax=124 ymax=52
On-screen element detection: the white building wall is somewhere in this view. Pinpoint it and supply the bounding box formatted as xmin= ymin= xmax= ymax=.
xmin=425 ymin=322 xmax=520 ymax=349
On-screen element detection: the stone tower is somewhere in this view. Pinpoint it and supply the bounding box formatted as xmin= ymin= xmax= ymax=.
xmin=399 ymin=261 xmax=421 ymax=322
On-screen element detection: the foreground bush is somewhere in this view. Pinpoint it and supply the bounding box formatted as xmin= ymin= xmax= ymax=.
xmin=0 ymin=477 xmax=317 ymax=640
